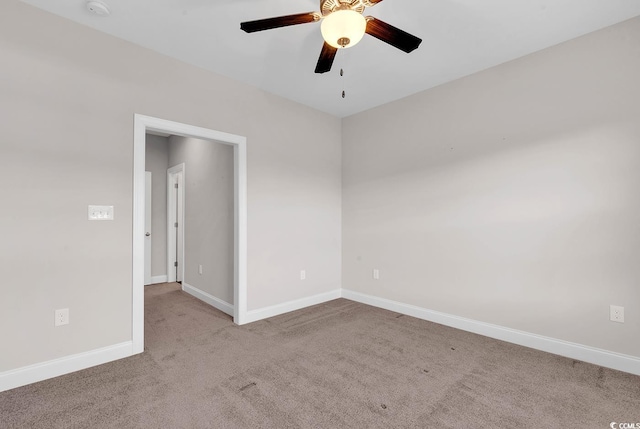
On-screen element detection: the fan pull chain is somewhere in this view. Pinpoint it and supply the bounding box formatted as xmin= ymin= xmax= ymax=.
xmin=340 ymin=68 xmax=345 ymax=99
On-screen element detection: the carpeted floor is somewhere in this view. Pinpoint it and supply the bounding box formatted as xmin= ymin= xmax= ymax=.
xmin=1 ymin=282 xmax=639 ymax=428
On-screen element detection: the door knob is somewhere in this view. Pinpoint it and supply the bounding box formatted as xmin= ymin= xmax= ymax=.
xmin=145 ymin=232 xmax=151 ymax=237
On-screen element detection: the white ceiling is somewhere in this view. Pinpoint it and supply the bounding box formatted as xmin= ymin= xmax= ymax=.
xmin=19 ymin=0 xmax=640 ymax=117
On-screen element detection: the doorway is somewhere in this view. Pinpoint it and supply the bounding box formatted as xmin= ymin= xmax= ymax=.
xmin=133 ymin=114 xmax=248 ymax=355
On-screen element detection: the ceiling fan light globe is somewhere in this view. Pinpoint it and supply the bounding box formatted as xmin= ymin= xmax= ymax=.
xmin=321 ymin=9 xmax=366 ymax=49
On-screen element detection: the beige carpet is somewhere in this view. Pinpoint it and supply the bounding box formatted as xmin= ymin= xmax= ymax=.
xmin=1 ymin=282 xmax=638 ymax=428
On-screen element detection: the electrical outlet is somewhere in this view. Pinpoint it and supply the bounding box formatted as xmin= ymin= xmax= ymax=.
xmin=610 ymin=305 xmax=624 ymax=323
xmin=55 ymin=308 xmax=69 ymax=327
xmin=373 ymin=269 xmax=380 ymax=280
xmin=300 ymin=270 xmax=306 ymax=280
xmin=198 ymin=265 xmax=203 ymax=275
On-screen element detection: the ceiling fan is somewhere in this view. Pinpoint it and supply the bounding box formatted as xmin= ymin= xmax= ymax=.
xmin=240 ymin=0 xmax=422 ymax=74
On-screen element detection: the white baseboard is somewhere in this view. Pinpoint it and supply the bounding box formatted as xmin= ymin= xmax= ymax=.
xmin=341 ymin=289 xmax=640 ymax=376
xmin=6 ymin=289 xmax=637 ymax=394
xmin=148 ymin=275 xmax=168 ymax=285
xmin=244 ymin=289 xmax=342 ymax=324
xmin=182 ymin=282 xmax=234 ymax=317
xmin=0 ymin=341 xmax=134 ymax=393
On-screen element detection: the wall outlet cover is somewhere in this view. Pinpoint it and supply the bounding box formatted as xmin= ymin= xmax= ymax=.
xmin=610 ymin=305 xmax=624 ymax=323
xmin=55 ymin=308 xmax=69 ymax=326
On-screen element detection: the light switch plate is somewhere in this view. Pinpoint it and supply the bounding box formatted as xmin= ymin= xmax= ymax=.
xmin=88 ymin=205 xmax=114 ymax=220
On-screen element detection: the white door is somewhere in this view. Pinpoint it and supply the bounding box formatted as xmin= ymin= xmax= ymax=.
xmin=176 ymin=171 xmax=184 ymax=283
xmin=144 ymin=172 xmax=152 ymax=285
xmin=167 ymin=164 xmax=185 ymax=284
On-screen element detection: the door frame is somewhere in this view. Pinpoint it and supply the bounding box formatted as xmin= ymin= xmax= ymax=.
xmin=133 ymin=114 xmax=248 ymax=354
xmin=166 ymin=163 xmax=185 ymax=284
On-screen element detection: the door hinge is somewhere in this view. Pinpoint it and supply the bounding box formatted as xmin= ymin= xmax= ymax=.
xmin=175 ymin=183 xmax=179 ymax=189
xmin=174 ymin=222 xmax=178 ymax=227
xmin=174 ymin=261 xmax=178 ymax=267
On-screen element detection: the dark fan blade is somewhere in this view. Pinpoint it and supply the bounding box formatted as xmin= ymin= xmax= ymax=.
xmin=240 ymin=12 xmax=318 ymax=33
xmin=365 ymin=17 xmax=422 ymax=53
xmin=315 ymin=42 xmax=338 ymax=74
xmin=365 ymin=0 xmax=384 ymax=5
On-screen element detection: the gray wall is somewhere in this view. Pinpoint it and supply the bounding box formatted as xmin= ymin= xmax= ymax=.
xmin=0 ymin=1 xmax=341 ymax=371
xmin=169 ymin=136 xmax=234 ymax=305
xmin=342 ymin=17 xmax=640 ymax=358
xmin=145 ymin=134 xmax=170 ymax=278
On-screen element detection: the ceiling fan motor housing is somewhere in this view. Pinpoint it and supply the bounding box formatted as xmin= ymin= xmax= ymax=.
xmin=321 ymin=0 xmax=366 ymax=16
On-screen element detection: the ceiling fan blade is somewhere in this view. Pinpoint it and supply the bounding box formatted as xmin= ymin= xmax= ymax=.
xmin=365 ymin=17 xmax=422 ymax=53
xmin=315 ymin=42 xmax=338 ymax=74
xmin=364 ymin=0 xmax=385 ymax=5
xmin=240 ymin=12 xmax=318 ymax=33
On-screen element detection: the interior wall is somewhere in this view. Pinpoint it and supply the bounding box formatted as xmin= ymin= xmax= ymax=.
xmin=145 ymin=134 xmax=170 ymax=279
xmin=168 ymin=136 xmax=234 ymax=305
xmin=342 ymin=16 xmax=640 ymax=358
xmin=0 ymin=1 xmax=341 ymax=372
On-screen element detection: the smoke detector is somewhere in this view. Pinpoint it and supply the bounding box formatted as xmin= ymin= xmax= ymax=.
xmin=86 ymin=1 xmax=110 ymax=17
